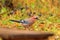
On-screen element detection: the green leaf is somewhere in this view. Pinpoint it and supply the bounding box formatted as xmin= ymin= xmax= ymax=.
xmin=21 ymin=9 xmax=25 ymax=13
xmin=57 ymin=19 xmax=60 ymax=23
xmin=51 ymin=27 xmax=57 ymax=33
xmin=38 ymin=5 xmax=43 ymax=8
xmin=36 ymin=0 xmax=39 ymax=2
xmin=43 ymin=27 xmax=48 ymax=31
xmin=44 ymin=7 xmax=49 ymax=11
xmin=2 ymin=20 xmax=7 ymax=25
xmin=3 ymin=14 xmax=7 ymax=17
xmin=0 ymin=7 xmax=7 ymax=14
xmin=17 ymin=26 xmax=24 ymax=29
xmin=9 ymin=21 xmax=14 ymax=24
xmin=17 ymin=3 xmax=22 ymax=8
xmin=30 ymin=3 xmax=35 ymax=9
xmin=1 ymin=0 xmax=5 ymax=4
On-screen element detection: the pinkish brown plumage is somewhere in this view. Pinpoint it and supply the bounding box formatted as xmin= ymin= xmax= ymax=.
xmin=10 ymin=16 xmax=39 ymax=28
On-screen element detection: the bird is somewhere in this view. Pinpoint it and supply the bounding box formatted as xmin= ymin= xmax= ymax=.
xmin=10 ymin=16 xmax=39 ymax=29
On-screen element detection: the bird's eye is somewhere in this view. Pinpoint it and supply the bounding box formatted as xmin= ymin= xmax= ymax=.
xmin=35 ymin=17 xmax=39 ymax=20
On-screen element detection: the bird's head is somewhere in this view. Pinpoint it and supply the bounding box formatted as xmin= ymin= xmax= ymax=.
xmin=32 ymin=16 xmax=39 ymax=20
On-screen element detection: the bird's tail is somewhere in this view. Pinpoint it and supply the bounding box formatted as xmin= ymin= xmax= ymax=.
xmin=10 ymin=20 xmax=20 ymax=23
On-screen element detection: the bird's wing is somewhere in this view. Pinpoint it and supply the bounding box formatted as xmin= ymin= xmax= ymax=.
xmin=21 ymin=20 xmax=30 ymax=24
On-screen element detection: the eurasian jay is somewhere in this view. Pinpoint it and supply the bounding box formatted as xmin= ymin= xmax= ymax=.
xmin=10 ymin=16 xmax=39 ymax=28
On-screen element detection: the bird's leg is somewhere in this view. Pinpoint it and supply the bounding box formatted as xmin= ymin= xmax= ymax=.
xmin=27 ymin=25 xmax=32 ymax=30
xmin=24 ymin=25 xmax=31 ymax=30
xmin=25 ymin=28 xmax=29 ymax=30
